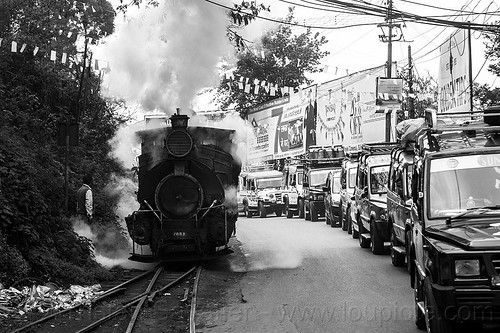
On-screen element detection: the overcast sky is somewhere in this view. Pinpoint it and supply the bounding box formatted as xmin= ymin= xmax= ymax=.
xmin=96 ymin=0 xmax=499 ymax=113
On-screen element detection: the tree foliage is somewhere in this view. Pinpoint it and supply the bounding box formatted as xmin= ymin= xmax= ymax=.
xmin=0 ymin=0 xmax=128 ymax=287
xmin=399 ymin=69 xmax=438 ymax=120
xmin=215 ymin=7 xmax=329 ymax=119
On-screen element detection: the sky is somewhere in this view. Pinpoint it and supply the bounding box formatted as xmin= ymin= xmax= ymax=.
xmin=95 ymin=0 xmax=500 ymax=113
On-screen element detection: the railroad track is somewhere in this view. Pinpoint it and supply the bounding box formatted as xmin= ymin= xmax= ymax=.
xmin=11 ymin=264 xmax=202 ymax=333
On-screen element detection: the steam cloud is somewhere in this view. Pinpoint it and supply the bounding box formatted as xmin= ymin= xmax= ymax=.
xmin=98 ymin=0 xmax=234 ymax=115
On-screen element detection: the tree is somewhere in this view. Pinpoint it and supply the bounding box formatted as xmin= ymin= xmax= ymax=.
xmin=474 ymin=83 xmax=500 ymax=109
xmin=215 ymin=7 xmax=329 ymax=119
xmin=399 ymin=69 xmax=438 ymax=120
xmin=0 ymin=0 xmax=128 ymax=286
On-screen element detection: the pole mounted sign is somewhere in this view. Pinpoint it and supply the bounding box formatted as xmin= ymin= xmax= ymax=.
xmin=438 ymin=29 xmax=471 ymax=113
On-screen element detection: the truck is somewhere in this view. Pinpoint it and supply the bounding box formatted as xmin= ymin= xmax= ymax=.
xmin=303 ymin=145 xmax=345 ymax=222
xmin=238 ymin=168 xmax=285 ymax=218
xmin=352 ymin=142 xmax=398 ymax=254
xmin=409 ymin=108 xmax=500 ymax=331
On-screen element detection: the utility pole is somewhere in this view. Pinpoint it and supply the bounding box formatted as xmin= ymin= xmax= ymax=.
xmin=467 ymin=23 xmax=473 ymax=113
xmin=378 ymin=0 xmax=402 ymax=140
xmin=408 ymin=45 xmax=415 ymax=119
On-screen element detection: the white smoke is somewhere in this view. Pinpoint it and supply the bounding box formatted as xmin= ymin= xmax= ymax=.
xmin=97 ymin=0 xmax=234 ymax=115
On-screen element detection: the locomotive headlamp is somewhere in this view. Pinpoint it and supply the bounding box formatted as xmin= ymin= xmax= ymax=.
xmin=455 ymin=259 xmax=480 ymax=277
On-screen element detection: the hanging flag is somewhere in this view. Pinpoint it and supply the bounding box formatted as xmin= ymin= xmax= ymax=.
xmin=0 ymin=38 xmax=3 ymax=47
xmin=11 ymin=41 xmax=17 ymax=52
xmin=94 ymin=59 xmax=99 ymax=70
xmin=244 ymin=83 xmax=251 ymax=94
xmin=20 ymin=44 xmax=26 ymax=53
xmin=238 ymin=82 xmax=244 ymax=90
xmin=254 ymin=84 xmax=259 ymax=94
xmin=33 ymin=46 xmax=39 ymax=56
xmin=62 ymin=53 xmax=67 ymax=64
xmin=270 ymin=85 xmax=276 ymax=96
xmin=324 ymin=65 xmax=329 ymax=73
xmin=261 ymin=50 xmax=265 ymax=59
xmin=67 ymin=31 xmax=73 ymax=38
xmin=50 ymin=50 xmax=56 ymax=61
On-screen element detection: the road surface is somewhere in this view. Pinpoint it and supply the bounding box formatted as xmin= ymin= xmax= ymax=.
xmin=200 ymin=215 xmax=422 ymax=333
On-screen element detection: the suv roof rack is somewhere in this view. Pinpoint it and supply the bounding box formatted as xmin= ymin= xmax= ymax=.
xmin=304 ymin=145 xmax=345 ymax=165
xmin=361 ymin=142 xmax=399 ymax=155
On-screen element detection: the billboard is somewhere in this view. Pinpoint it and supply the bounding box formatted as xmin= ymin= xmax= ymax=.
xmin=438 ymin=29 xmax=471 ymax=113
xmin=247 ymin=86 xmax=317 ymax=163
xmin=316 ymin=65 xmax=395 ymax=147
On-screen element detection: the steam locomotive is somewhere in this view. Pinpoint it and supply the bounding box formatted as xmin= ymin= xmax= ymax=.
xmin=125 ymin=112 xmax=241 ymax=261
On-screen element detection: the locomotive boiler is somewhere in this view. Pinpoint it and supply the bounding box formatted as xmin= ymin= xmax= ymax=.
xmin=125 ymin=112 xmax=241 ymax=261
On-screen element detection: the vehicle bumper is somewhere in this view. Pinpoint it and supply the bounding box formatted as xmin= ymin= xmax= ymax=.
xmin=432 ymin=283 xmax=500 ymax=321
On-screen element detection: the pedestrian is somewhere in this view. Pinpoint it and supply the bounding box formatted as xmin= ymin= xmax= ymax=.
xmin=77 ymin=174 xmax=93 ymax=223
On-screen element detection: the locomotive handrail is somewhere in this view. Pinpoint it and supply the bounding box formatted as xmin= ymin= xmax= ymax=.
xmin=200 ymin=200 xmax=219 ymax=220
xmin=143 ymin=200 xmax=162 ymax=222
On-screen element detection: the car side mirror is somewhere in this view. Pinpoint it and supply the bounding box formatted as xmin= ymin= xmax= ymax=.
xmin=303 ymin=182 xmax=309 ymax=188
xmin=405 ymin=199 xmax=412 ymax=206
xmin=323 ymin=187 xmax=330 ymax=193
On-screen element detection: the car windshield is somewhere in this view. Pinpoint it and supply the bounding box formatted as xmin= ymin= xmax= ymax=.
xmin=256 ymin=177 xmax=282 ymax=189
xmin=370 ymin=165 xmax=389 ymax=194
xmin=309 ymin=170 xmax=330 ymax=186
xmin=428 ymin=153 xmax=500 ymax=219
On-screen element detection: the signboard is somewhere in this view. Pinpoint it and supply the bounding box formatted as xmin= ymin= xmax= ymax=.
xmin=376 ymin=77 xmax=403 ymax=109
xmin=316 ymin=65 xmax=394 ymax=147
xmin=247 ymin=86 xmax=317 ymax=163
xmin=438 ymin=29 xmax=471 ymax=113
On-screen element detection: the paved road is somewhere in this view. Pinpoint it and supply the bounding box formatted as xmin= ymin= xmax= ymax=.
xmin=203 ymin=215 xmax=423 ymax=333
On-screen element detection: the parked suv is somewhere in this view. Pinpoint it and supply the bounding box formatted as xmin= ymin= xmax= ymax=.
xmin=352 ymin=142 xmax=398 ymax=254
xmin=282 ymin=163 xmax=304 ymax=218
xmin=387 ymin=144 xmax=414 ymax=267
xmin=239 ymin=170 xmax=284 ymax=218
xmin=410 ymin=109 xmax=500 ymax=331
xmin=303 ymin=146 xmax=344 ymax=222
xmin=323 ymin=168 xmax=342 ymax=227
xmin=339 ymin=151 xmax=359 ymax=234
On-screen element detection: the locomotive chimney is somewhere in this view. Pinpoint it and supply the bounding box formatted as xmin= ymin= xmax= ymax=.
xmin=170 ymin=108 xmax=189 ymax=129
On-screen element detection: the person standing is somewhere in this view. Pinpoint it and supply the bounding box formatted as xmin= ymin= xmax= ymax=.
xmin=77 ymin=174 xmax=93 ymax=223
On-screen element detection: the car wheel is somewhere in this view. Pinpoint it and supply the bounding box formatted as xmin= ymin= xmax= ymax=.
xmin=413 ymin=269 xmax=426 ymax=330
xmin=298 ymin=199 xmax=304 ymax=218
xmin=347 ymin=207 xmax=353 ymax=235
xmin=311 ymin=204 xmax=318 ymax=222
xmin=275 ymin=207 xmax=283 ymax=217
xmin=390 ymin=227 xmax=405 ymax=266
xmin=340 ymin=207 xmax=347 ymax=231
xmin=258 ymin=202 xmax=267 ymax=218
xmin=406 ymin=230 xmax=412 ymax=273
xmin=305 ymin=202 xmax=311 ymax=220
xmin=285 ymin=201 xmax=293 ymax=218
xmin=358 ymin=218 xmax=369 ymax=248
xmin=370 ymin=219 xmax=384 ymax=254
xmin=246 ymin=206 xmax=253 ymax=218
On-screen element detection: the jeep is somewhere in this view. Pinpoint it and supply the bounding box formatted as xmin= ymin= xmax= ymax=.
xmin=282 ymin=163 xmax=305 ymax=218
xmin=339 ymin=151 xmax=359 ymax=234
xmin=239 ymin=169 xmax=285 ymax=218
xmin=303 ymin=146 xmax=344 ymax=222
xmin=410 ymin=109 xmax=500 ymax=331
xmin=352 ymin=142 xmax=398 ymax=254
xmin=387 ymin=144 xmax=414 ymax=267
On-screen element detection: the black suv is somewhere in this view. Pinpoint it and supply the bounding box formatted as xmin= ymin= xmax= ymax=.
xmin=387 ymin=144 xmax=414 ymax=267
xmin=410 ymin=109 xmax=500 ymax=331
xmin=352 ymin=142 xmax=398 ymax=254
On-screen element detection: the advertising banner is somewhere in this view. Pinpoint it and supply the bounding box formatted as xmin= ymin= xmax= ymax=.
xmin=316 ymin=65 xmax=393 ymax=147
xmin=438 ymin=29 xmax=471 ymax=113
xmin=247 ymin=86 xmax=317 ymax=163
